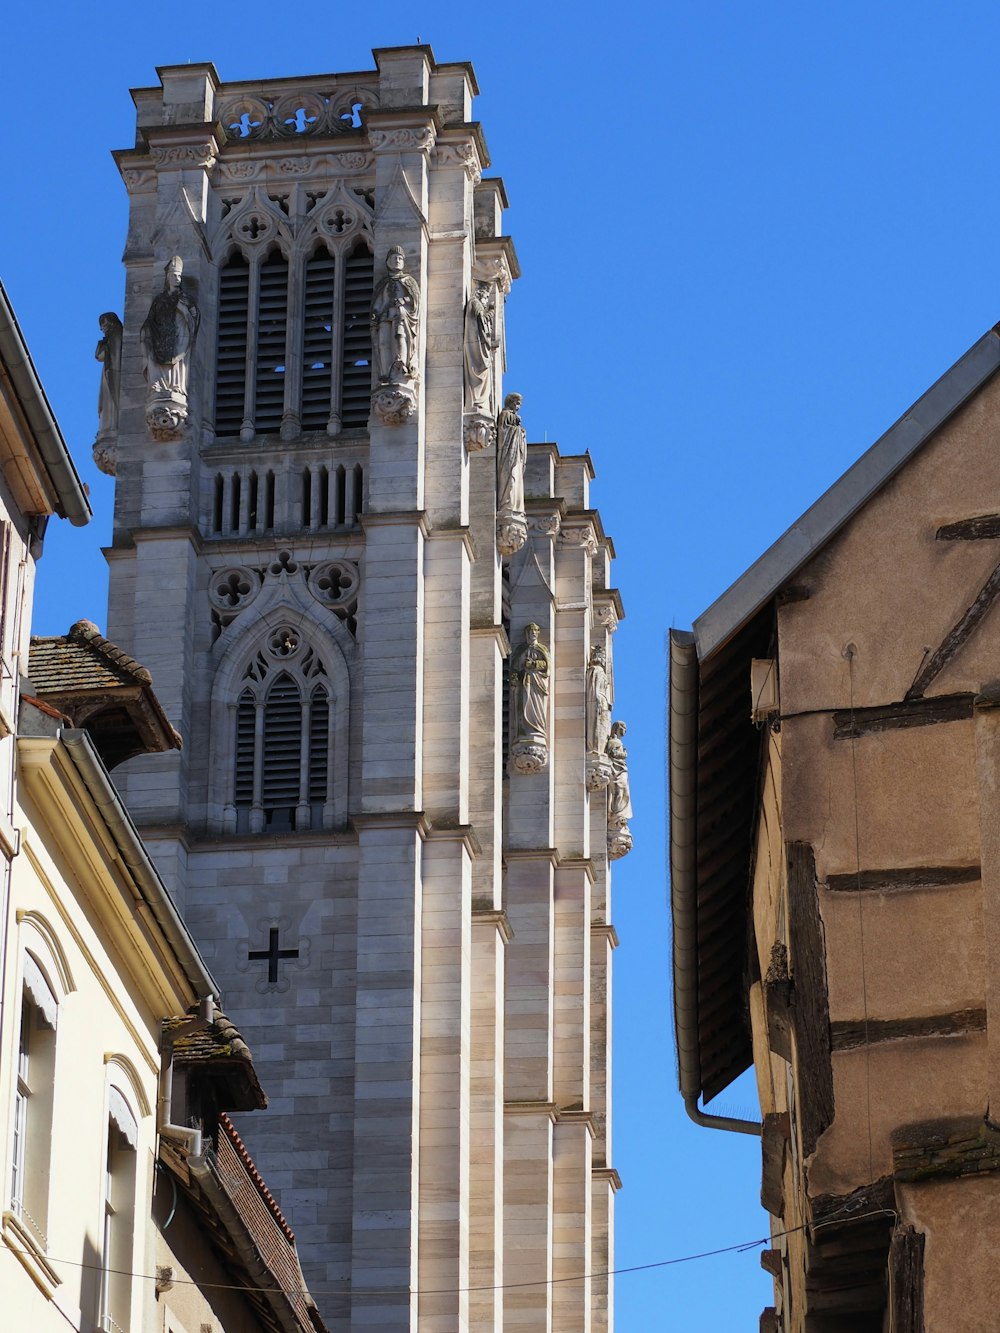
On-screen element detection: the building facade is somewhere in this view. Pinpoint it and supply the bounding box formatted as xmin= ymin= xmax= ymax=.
xmin=0 ymin=282 xmax=325 ymax=1333
xmin=669 ymin=325 xmax=1000 ymax=1329
xmin=100 ymin=48 xmax=627 ymax=1330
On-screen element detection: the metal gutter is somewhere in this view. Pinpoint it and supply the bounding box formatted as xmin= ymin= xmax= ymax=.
xmin=0 ymin=281 xmax=92 ymax=527
xmin=669 ymin=630 xmax=760 ymax=1137
xmin=695 ymin=327 xmax=1000 ymax=660
xmin=59 ymin=728 xmax=218 ymax=999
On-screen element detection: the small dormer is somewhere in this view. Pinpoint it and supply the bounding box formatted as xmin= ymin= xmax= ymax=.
xmin=25 ymin=620 xmax=181 ymax=769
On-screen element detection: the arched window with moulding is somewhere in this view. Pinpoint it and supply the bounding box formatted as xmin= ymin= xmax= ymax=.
xmin=211 ymin=184 xmax=374 ymax=444
xmin=5 ymin=918 xmax=73 ymax=1264
xmin=210 ymin=605 xmax=352 ymax=836
xmin=99 ymin=1082 xmax=140 ymax=1333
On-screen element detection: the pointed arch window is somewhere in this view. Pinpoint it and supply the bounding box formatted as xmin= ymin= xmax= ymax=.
xmin=213 ymin=235 xmax=373 ymax=442
xmin=231 ymin=639 xmax=335 ymax=833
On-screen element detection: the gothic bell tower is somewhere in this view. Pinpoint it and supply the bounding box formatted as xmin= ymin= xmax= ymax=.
xmin=102 ymin=47 xmax=628 ymax=1331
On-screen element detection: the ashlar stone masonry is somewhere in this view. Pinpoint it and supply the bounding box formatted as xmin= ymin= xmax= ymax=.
xmin=100 ymin=46 xmax=628 ymax=1331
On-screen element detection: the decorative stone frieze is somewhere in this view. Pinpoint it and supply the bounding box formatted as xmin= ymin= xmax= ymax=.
xmin=217 ymin=86 xmax=377 ymax=142
xmin=209 ymin=567 xmax=262 ymax=615
xmin=151 ymin=142 xmax=218 ymax=170
xmin=528 ymin=512 xmax=562 ymax=539
xmin=435 ymin=139 xmax=482 ymax=183
xmin=559 ymin=516 xmax=600 ymax=557
xmin=369 ymin=125 xmax=436 ymax=154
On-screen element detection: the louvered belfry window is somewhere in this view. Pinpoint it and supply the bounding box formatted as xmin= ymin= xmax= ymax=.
xmin=214 ymin=240 xmax=374 ymax=441
xmin=232 ymin=643 xmax=333 ymax=833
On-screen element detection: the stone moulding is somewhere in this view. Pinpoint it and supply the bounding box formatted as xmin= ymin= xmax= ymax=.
xmin=463 ymin=412 xmax=495 ymax=452
xmin=511 ymin=740 xmax=547 ymax=775
xmin=607 ymin=821 xmax=632 ymax=860
xmin=496 ymin=510 xmax=527 ymax=557
xmin=586 ymin=755 xmax=612 ymax=791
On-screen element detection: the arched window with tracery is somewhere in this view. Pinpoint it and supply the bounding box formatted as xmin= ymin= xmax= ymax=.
xmin=212 ymin=186 xmax=374 ymax=443
xmin=231 ymin=629 xmax=335 ymax=833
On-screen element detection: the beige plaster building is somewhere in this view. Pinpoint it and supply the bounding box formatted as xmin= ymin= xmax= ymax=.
xmin=95 ymin=46 xmax=628 ymax=1331
xmin=669 ymin=325 xmax=1000 ymax=1329
xmin=0 ymin=280 xmax=326 ymax=1332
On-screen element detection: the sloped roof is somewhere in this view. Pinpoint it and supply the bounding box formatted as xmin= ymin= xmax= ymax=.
xmin=28 ymin=620 xmax=181 ymax=768
xmin=695 ymin=325 xmax=1000 ymax=659
xmin=670 ymin=322 xmax=1000 ymax=1110
xmin=163 ymin=1010 xmax=267 ymax=1112
xmin=30 ymin=619 xmax=153 ymax=692
xmin=0 ymin=280 xmax=91 ymax=527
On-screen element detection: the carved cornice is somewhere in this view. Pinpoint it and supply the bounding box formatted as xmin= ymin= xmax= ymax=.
xmin=424 ymin=822 xmax=482 ymax=858
xmin=504 ymin=1100 xmax=558 ymax=1122
xmin=144 ymin=124 xmax=223 ymax=172
xmin=593 ymin=1166 xmax=623 ymax=1192
xmin=368 ymin=123 xmax=437 ymax=155
xmin=469 ymin=623 xmax=512 ymax=656
xmin=593 ymin=589 xmax=625 ymax=633
xmin=590 ymin=922 xmax=620 ymax=949
xmin=558 ymin=515 xmax=600 ymax=557
xmin=474 ymin=235 xmax=520 ymax=286
xmin=360 ymin=509 xmax=432 ymax=539
xmin=555 ymin=855 xmax=596 ymax=884
xmin=351 ymin=811 xmax=431 ymax=838
xmin=471 ymin=907 xmax=514 ymax=942
xmin=434 ymin=138 xmax=482 ymax=183
xmin=503 ymin=847 xmax=559 ymax=866
xmin=555 ymin=1109 xmax=597 ymax=1138
xmin=426 ymin=524 xmax=476 ymax=560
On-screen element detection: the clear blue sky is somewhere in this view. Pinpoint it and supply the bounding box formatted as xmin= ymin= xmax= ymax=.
xmin=7 ymin=2 xmax=1000 ymax=1326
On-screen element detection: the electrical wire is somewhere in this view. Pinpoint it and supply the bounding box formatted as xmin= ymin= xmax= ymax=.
xmin=2 ymin=1208 xmax=897 ymax=1301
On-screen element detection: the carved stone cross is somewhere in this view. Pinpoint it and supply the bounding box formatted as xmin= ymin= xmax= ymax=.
xmin=248 ymin=927 xmax=299 ymax=985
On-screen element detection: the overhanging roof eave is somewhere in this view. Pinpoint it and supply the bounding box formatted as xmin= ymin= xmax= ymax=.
xmin=694 ymin=325 xmax=1000 ymax=661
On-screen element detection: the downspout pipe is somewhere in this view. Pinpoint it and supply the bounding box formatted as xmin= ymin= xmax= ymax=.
xmin=158 ymin=994 xmax=216 ymax=1159
xmin=669 ymin=630 xmax=761 ymax=1137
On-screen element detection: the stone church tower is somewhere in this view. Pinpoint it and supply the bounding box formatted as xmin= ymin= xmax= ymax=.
xmin=100 ymin=47 xmax=628 ymax=1330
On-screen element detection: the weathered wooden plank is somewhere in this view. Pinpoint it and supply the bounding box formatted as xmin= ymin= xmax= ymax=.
xmin=764 ymin=941 xmax=793 ymax=1061
xmin=906 ymin=559 xmax=1000 ymax=699
xmin=830 ymin=1008 xmax=986 ymax=1051
xmin=888 ymin=1224 xmax=925 ymax=1333
xmin=833 ymin=693 xmax=973 ymax=739
xmin=936 ymin=513 xmax=1000 ymax=541
xmin=825 ymin=864 xmax=979 ymax=892
xmin=787 ymin=842 xmax=833 ymax=1157
xmin=761 ymin=1111 xmax=790 ymax=1216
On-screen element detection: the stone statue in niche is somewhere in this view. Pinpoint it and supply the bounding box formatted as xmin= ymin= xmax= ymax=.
xmin=496 ymin=392 xmax=528 ymax=556
xmin=93 ymin=312 xmax=123 ymax=476
xmin=463 ymin=280 xmax=498 ymax=450
xmin=606 ymin=720 xmax=634 ymax=859
xmin=370 ymin=245 xmax=421 ymax=425
xmin=510 ymin=622 xmax=550 ymax=774
xmin=140 ymin=256 xmax=200 ymax=441
xmin=585 ymin=645 xmax=613 ymax=790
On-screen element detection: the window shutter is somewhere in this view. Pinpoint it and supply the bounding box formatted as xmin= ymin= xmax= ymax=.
xmin=215 ymin=254 xmax=250 ymax=436
xmin=234 ymin=690 xmax=255 ymax=806
xmin=254 ymin=251 xmax=289 ymax=433
xmin=262 ymin=674 xmax=302 ymax=810
xmin=341 ymin=246 xmax=374 ymax=428
xmin=302 ymin=249 xmax=337 ymax=430
xmin=308 ymin=687 xmax=330 ymax=802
